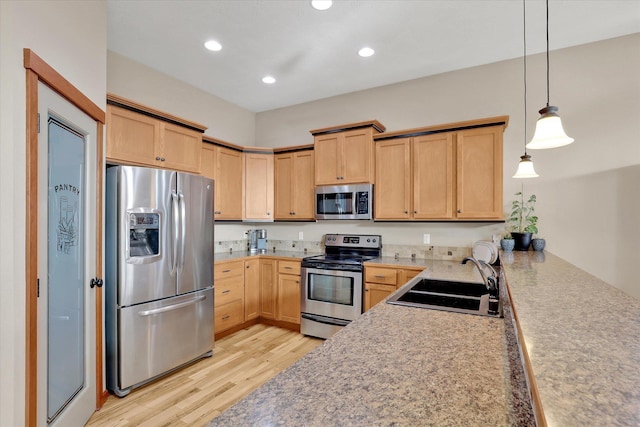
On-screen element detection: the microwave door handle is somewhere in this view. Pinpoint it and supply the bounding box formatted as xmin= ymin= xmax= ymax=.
xmin=170 ymin=191 xmax=179 ymax=275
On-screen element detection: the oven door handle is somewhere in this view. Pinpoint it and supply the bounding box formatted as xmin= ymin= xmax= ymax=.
xmin=301 ymin=313 xmax=351 ymax=327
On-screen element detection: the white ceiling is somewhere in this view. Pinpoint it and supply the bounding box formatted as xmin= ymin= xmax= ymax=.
xmin=107 ymin=0 xmax=640 ymax=113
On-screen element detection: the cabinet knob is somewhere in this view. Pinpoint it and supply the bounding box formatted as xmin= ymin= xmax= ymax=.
xmin=292 ymin=211 xmax=296 ymax=215
xmin=414 ymin=210 xmax=417 ymax=214
xmin=156 ymin=156 xmax=161 ymax=161
xmin=457 ymin=209 xmax=461 ymax=213
xmin=404 ymin=211 xmax=408 ymax=214
xmin=267 ymin=212 xmax=271 ymax=216
xmin=246 ymin=265 xmax=250 ymax=269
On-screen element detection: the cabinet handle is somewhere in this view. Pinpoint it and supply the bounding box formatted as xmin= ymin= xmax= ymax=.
xmin=222 ymin=269 xmax=231 ymax=273
xmin=222 ymin=289 xmax=231 ymax=294
xmin=284 ymin=266 xmax=293 ymax=270
xmin=214 ymin=211 xmax=221 ymax=215
xmin=374 ymin=275 xmax=386 ymax=279
xmin=222 ymin=315 xmax=231 ymax=320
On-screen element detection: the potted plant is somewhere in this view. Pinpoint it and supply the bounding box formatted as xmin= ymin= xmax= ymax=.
xmin=531 ymin=235 xmax=546 ymax=251
xmin=509 ymin=191 xmax=538 ymax=251
xmin=500 ymin=232 xmax=515 ymax=252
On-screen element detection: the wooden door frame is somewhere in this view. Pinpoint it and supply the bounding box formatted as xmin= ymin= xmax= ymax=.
xmin=23 ymin=49 xmax=106 ymax=426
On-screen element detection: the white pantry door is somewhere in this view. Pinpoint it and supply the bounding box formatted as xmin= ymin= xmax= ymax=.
xmin=36 ymin=81 xmax=97 ymax=426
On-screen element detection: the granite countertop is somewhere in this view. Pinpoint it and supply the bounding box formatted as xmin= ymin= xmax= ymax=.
xmin=501 ymin=251 xmax=640 ymax=427
xmin=208 ymin=260 xmax=533 ymax=426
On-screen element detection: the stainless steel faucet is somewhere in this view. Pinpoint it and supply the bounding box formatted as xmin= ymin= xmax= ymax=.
xmin=461 ymin=257 xmax=498 ymax=294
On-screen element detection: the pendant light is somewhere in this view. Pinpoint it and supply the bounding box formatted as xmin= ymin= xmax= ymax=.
xmin=514 ymin=0 xmax=538 ymax=178
xmin=527 ymin=0 xmax=574 ymax=149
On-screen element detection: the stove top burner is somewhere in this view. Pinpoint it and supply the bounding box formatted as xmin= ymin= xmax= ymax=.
xmin=301 ymin=234 xmax=382 ymax=271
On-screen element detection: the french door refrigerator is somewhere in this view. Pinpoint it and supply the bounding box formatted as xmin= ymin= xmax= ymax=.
xmin=105 ymin=165 xmax=214 ymax=397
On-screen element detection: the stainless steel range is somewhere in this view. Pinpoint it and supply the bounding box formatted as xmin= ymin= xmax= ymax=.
xmin=300 ymin=234 xmax=382 ymax=339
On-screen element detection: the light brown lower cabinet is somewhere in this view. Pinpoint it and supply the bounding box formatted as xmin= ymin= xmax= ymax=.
xmin=214 ymin=260 xmax=245 ymax=333
xmin=363 ymin=265 xmax=425 ymax=312
xmin=277 ymin=260 xmax=302 ymax=324
xmin=259 ymin=259 xmax=277 ymax=319
xmin=364 ymin=283 xmax=396 ymax=311
xmin=244 ymin=259 xmax=260 ymax=321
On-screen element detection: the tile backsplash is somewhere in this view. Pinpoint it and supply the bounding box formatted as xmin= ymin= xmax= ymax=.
xmin=214 ymin=239 xmax=471 ymax=261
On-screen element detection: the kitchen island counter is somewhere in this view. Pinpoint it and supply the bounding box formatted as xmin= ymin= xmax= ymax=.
xmin=208 ymin=259 xmax=531 ymax=426
xmin=501 ymin=251 xmax=640 ymax=426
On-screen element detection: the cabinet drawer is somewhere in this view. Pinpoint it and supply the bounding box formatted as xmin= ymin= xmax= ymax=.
xmin=214 ymin=277 xmax=244 ymax=307
xmin=278 ymin=260 xmax=301 ymax=275
xmin=214 ymin=299 xmax=243 ymax=333
xmin=214 ymin=260 xmax=244 ymax=279
xmin=365 ymin=267 xmax=397 ymax=285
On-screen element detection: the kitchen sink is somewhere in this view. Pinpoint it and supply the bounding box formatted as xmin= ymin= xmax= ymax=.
xmin=387 ymin=277 xmax=502 ymax=317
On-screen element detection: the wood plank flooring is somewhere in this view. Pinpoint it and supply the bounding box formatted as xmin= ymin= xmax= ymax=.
xmin=86 ymin=324 xmax=323 ymax=427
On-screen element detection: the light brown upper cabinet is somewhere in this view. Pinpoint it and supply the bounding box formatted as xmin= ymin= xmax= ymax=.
xmin=455 ymin=126 xmax=503 ymax=219
xmin=311 ymin=120 xmax=385 ymax=185
xmin=106 ymin=96 xmax=205 ymax=174
xmin=274 ymin=148 xmax=315 ymax=220
xmin=244 ymin=150 xmax=274 ymax=221
xmin=202 ymin=137 xmax=244 ymax=221
xmin=374 ymin=116 xmax=507 ymax=221
xmin=375 ymin=133 xmax=454 ymax=220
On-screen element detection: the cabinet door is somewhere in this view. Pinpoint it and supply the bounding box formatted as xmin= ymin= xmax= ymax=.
xmin=364 ymin=283 xmax=396 ymax=312
xmin=259 ymin=259 xmax=277 ymax=319
xmin=161 ymin=122 xmax=201 ymax=173
xmin=274 ymin=153 xmax=293 ymax=219
xmin=201 ymin=143 xmax=216 ymax=180
xmin=314 ymin=134 xmax=341 ymax=185
xmin=244 ymin=259 xmax=260 ymax=321
xmin=244 ymin=153 xmax=274 ymax=220
xmin=413 ymin=133 xmax=455 ymax=219
xmin=397 ymin=268 xmax=423 ymax=286
xmin=342 ymin=128 xmax=374 ymax=184
xmin=456 ymin=127 xmax=503 ymax=219
xmin=375 ymin=138 xmax=411 ymax=219
xmin=277 ymin=274 xmax=301 ymax=324
xmin=292 ymin=151 xmax=315 ymax=219
xmin=106 ymin=105 xmax=159 ymax=166
xmin=215 ymin=146 xmax=243 ymax=220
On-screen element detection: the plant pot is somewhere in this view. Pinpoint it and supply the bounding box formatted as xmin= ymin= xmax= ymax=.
xmin=511 ymin=232 xmax=532 ymax=251
xmin=531 ymin=238 xmax=546 ymax=251
xmin=500 ymin=239 xmax=515 ymax=252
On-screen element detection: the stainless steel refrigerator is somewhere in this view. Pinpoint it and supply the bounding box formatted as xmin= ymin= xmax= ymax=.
xmin=105 ymin=165 xmax=214 ymax=397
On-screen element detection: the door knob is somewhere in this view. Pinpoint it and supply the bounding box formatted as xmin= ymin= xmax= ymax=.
xmin=90 ymin=277 xmax=103 ymax=288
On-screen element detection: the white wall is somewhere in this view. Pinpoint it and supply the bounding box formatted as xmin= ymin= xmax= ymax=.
xmin=0 ymin=1 xmax=107 ymax=425
xmin=108 ymin=51 xmax=256 ymax=146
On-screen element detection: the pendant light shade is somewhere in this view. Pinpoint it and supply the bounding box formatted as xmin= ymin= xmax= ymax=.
xmin=527 ymin=0 xmax=573 ymax=150
xmin=513 ymin=154 xmax=539 ymax=178
xmin=527 ymin=106 xmax=574 ymax=149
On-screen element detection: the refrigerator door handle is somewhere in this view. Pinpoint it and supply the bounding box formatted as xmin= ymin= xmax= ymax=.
xmin=178 ymin=191 xmax=186 ymax=271
xmin=137 ymin=294 xmax=206 ymax=317
xmin=170 ymin=191 xmax=180 ymax=275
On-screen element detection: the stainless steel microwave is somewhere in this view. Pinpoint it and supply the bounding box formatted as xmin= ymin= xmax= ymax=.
xmin=315 ymin=184 xmax=373 ymax=220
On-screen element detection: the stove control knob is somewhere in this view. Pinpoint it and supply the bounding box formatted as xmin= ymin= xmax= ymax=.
xmin=373 ymin=239 xmax=377 ymax=243
xmin=367 ymin=239 xmax=370 ymax=242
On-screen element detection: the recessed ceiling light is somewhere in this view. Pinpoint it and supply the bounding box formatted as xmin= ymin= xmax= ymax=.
xmin=358 ymin=47 xmax=375 ymax=58
xmin=262 ymin=76 xmax=276 ymax=84
xmin=204 ymin=40 xmax=222 ymax=51
xmin=311 ymin=0 xmax=332 ymax=11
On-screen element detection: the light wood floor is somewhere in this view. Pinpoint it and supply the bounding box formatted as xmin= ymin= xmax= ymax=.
xmin=86 ymin=324 xmax=323 ymax=427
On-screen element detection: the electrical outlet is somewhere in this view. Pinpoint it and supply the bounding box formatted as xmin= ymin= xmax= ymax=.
xmin=298 ymin=231 xmax=304 ymax=240
xmin=423 ymin=233 xmax=430 ymax=244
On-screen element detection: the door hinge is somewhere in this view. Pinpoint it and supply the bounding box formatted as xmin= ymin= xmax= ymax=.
xmin=37 ymin=113 xmax=40 ymax=134
xmin=37 ymin=278 xmax=40 ymax=298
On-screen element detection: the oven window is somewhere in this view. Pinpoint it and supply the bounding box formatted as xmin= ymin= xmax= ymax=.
xmin=316 ymin=192 xmax=354 ymax=215
xmin=308 ymin=273 xmax=354 ymax=306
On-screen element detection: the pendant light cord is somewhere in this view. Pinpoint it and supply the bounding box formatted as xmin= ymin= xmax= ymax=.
xmin=546 ymin=0 xmax=550 ymax=108
xmin=523 ymin=0 xmax=528 ymax=155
